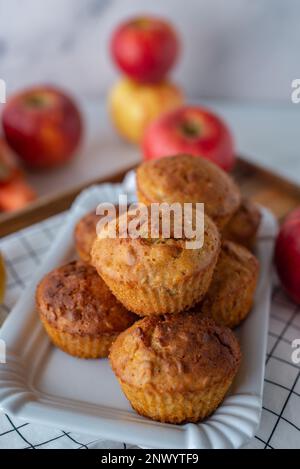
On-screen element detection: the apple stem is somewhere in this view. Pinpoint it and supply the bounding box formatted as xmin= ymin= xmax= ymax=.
xmin=181 ymin=121 xmax=201 ymax=138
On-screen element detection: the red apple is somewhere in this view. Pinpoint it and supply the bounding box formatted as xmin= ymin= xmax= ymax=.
xmin=2 ymin=86 xmax=82 ymax=169
xmin=0 ymin=174 xmax=36 ymax=212
xmin=142 ymin=106 xmax=235 ymax=171
xmin=111 ymin=16 xmax=180 ymax=83
xmin=0 ymin=138 xmax=36 ymax=211
xmin=0 ymin=137 xmax=18 ymax=181
xmin=275 ymin=207 xmax=300 ymax=304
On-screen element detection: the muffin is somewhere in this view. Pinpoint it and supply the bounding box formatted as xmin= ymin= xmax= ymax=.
xmin=36 ymin=260 xmax=137 ymax=358
xmin=74 ymin=205 xmax=128 ymax=263
xmin=136 ymin=154 xmax=241 ymax=229
xmin=110 ymin=313 xmax=241 ymax=424
xmin=223 ymin=198 xmax=261 ymax=249
xmin=197 ymin=240 xmax=259 ymax=328
xmin=91 ymin=207 xmax=220 ymax=316
xmin=74 ymin=212 xmax=99 ymax=263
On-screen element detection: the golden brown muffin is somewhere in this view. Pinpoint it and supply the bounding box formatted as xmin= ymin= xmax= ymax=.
xmin=36 ymin=260 xmax=137 ymax=358
xmin=74 ymin=205 xmax=129 ymax=263
xmin=223 ymin=198 xmax=261 ymax=249
xmin=91 ymin=207 xmax=220 ymax=316
xmin=74 ymin=212 xmax=99 ymax=263
xmin=197 ymin=240 xmax=259 ymax=328
xmin=136 ymin=154 xmax=241 ymax=229
xmin=110 ymin=313 xmax=241 ymax=424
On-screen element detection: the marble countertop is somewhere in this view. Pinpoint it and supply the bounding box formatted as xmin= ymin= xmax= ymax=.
xmin=26 ymin=99 xmax=300 ymax=198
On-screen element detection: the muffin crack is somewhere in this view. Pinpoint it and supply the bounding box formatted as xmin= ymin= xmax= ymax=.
xmin=212 ymin=331 xmax=236 ymax=358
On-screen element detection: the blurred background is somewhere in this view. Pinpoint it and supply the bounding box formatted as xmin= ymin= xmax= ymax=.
xmin=0 ymin=0 xmax=299 ymax=201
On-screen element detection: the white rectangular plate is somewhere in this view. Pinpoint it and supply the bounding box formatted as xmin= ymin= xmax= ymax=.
xmin=0 ymin=179 xmax=277 ymax=449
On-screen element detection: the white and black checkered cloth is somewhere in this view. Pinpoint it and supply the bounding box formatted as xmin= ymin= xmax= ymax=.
xmin=0 ymin=213 xmax=299 ymax=449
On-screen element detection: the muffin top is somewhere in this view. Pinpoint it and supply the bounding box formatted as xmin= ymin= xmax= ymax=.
xmin=110 ymin=313 xmax=241 ymax=393
xmin=36 ymin=260 xmax=136 ymax=336
xmin=74 ymin=205 xmax=128 ymax=263
xmin=213 ymin=240 xmax=259 ymax=282
xmin=223 ymin=198 xmax=261 ymax=246
xmin=136 ymin=155 xmax=241 ymax=228
xmin=195 ymin=240 xmax=259 ymax=312
xmin=91 ymin=207 xmax=220 ymax=288
xmin=74 ymin=211 xmax=99 ymax=263
xmin=194 ymin=240 xmax=259 ymax=327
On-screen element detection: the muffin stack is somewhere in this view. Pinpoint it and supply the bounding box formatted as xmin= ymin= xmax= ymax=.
xmin=36 ymin=154 xmax=261 ymax=424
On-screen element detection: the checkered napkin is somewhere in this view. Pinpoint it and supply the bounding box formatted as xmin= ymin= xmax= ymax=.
xmin=0 ymin=213 xmax=299 ymax=449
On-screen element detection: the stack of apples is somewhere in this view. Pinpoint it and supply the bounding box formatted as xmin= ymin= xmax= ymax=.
xmin=109 ymin=15 xmax=235 ymax=172
xmin=109 ymin=15 xmax=183 ymax=144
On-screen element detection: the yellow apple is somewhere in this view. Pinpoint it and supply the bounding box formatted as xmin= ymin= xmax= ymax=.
xmin=108 ymin=78 xmax=183 ymax=143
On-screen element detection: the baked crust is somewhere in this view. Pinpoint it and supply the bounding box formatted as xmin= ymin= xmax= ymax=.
xmin=197 ymin=240 xmax=259 ymax=328
xmin=74 ymin=205 xmax=129 ymax=263
xmin=74 ymin=212 xmax=99 ymax=263
xmin=136 ymin=155 xmax=241 ymax=229
xmin=223 ymin=198 xmax=261 ymax=249
xmin=91 ymin=208 xmax=221 ymax=315
xmin=36 ymin=261 xmax=137 ymax=357
xmin=110 ymin=314 xmax=241 ymax=423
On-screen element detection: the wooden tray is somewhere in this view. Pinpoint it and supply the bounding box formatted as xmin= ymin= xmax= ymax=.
xmin=1 ymin=156 xmax=300 ymax=238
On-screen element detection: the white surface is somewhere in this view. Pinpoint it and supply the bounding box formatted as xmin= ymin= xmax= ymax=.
xmin=0 ymin=179 xmax=277 ymax=449
xmin=1 ymin=0 xmax=299 ymax=101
